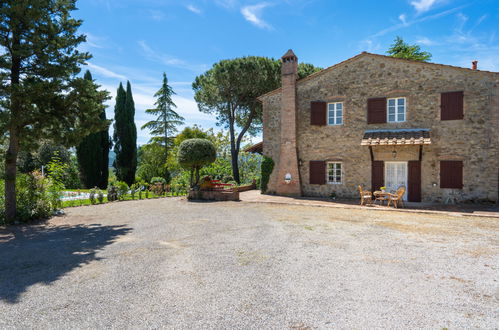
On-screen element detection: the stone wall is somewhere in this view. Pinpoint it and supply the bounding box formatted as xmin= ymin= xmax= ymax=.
xmin=262 ymin=53 xmax=499 ymax=202
xmin=262 ymin=92 xmax=282 ymax=194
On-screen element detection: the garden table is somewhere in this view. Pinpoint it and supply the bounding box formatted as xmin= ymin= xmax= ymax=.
xmin=373 ymin=191 xmax=390 ymax=206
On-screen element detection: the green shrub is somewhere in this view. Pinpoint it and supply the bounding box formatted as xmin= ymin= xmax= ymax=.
xmin=130 ymin=182 xmax=143 ymax=200
xmin=97 ymin=189 xmax=104 ymax=203
xmin=150 ymin=177 xmax=167 ymax=185
xmin=260 ymin=156 xmax=274 ymax=193
xmin=46 ymin=155 xmax=67 ymax=210
xmin=222 ymin=175 xmax=233 ymax=183
xmin=89 ymin=187 xmax=97 ymax=205
xmin=107 ymin=183 xmax=118 ymax=202
xmin=0 ymin=172 xmax=52 ymax=225
xmin=116 ymin=181 xmax=129 ymax=200
xmin=177 ymin=139 xmax=217 ymax=188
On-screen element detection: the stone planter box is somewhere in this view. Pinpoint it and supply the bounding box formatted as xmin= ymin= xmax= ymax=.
xmin=188 ymin=189 xmax=240 ymax=201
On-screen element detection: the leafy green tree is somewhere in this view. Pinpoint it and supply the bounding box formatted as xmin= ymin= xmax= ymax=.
xmin=174 ymin=125 xmax=210 ymax=145
xmin=193 ymin=57 xmax=278 ymax=184
xmin=193 ymin=57 xmax=321 ymax=184
xmin=177 ymin=139 xmax=216 ymax=188
xmin=76 ymin=70 xmax=111 ymax=189
xmin=0 ymin=0 xmax=109 ymax=221
xmin=136 ymin=143 xmax=170 ymax=183
xmin=113 ymin=81 xmax=137 ymax=186
xmin=297 ymin=63 xmax=323 ymax=79
xmin=142 ymin=73 xmax=184 ymax=169
xmin=387 ymin=36 xmax=432 ymax=62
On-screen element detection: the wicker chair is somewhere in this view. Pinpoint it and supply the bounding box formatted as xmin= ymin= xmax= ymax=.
xmin=388 ymin=186 xmax=406 ymax=208
xmin=358 ymin=185 xmax=373 ymax=206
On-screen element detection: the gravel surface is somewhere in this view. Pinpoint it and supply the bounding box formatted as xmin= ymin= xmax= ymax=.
xmin=1 ymin=198 xmax=498 ymax=329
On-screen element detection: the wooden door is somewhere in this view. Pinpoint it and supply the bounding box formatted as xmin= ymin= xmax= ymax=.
xmin=408 ymin=161 xmax=422 ymax=202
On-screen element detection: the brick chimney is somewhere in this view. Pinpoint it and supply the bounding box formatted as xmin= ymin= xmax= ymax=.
xmin=275 ymin=49 xmax=301 ymax=196
xmin=472 ymin=60 xmax=478 ymax=70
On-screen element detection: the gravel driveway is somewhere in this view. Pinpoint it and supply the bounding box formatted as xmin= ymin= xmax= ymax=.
xmin=1 ymin=198 xmax=498 ymax=329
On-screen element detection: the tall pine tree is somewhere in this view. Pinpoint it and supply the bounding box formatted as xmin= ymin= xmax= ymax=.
xmin=113 ymin=81 xmax=137 ymax=185
xmin=0 ymin=1 xmax=109 ymax=221
xmin=142 ymin=73 xmax=184 ymax=171
xmin=76 ymin=71 xmax=111 ymax=189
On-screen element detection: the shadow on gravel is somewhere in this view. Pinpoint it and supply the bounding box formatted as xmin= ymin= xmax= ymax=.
xmin=0 ymin=223 xmax=131 ymax=304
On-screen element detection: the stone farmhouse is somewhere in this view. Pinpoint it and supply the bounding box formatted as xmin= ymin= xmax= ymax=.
xmin=257 ymin=50 xmax=499 ymax=203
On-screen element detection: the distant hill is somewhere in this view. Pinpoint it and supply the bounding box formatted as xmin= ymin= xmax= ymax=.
xmin=108 ymin=150 xmax=116 ymax=167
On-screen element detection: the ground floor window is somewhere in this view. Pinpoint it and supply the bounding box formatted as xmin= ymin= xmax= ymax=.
xmin=440 ymin=160 xmax=463 ymax=189
xmin=327 ymin=162 xmax=342 ymax=184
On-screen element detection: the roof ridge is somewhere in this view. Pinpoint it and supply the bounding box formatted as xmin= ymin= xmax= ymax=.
xmin=258 ymin=52 xmax=499 ymax=101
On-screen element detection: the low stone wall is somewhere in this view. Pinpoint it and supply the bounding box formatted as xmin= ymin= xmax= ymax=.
xmin=188 ymin=190 xmax=240 ymax=201
xmin=237 ymin=180 xmax=257 ymax=192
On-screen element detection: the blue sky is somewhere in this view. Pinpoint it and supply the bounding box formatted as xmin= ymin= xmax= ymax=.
xmin=76 ymin=0 xmax=499 ymax=144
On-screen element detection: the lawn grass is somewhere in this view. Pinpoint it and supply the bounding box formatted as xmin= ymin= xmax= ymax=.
xmin=61 ymin=192 xmax=186 ymax=208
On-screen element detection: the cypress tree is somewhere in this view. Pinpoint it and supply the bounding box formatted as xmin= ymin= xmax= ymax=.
xmin=113 ymin=81 xmax=137 ymax=185
xmin=76 ymin=71 xmax=110 ymax=189
xmin=99 ymin=110 xmax=111 ymax=189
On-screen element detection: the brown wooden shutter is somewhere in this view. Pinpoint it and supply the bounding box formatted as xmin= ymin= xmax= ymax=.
xmin=309 ymin=161 xmax=326 ymax=184
xmin=310 ymin=101 xmax=327 ymax=126
xmin=440 ymin=161 xmax=463 ymax=189
xmin=371 ymin=161 xmax=384 ymax=192
xmin=441 ymin=91 xmax=463 ymax=120
xmin=408 ymin=161 xmax=422 ymax=202
xmin=367 ymin=98 xmax=387 ymax=124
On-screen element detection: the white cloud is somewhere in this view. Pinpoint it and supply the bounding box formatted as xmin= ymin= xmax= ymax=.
xmin=371 ymin=5 xmax=464 ymax=38
xmin=86 ymin=63 xmax=127 ymax=80
xmin=415 ymin=36 xmax=438 ymax=46
xmin=241 ymin=3 xmax=273 ymax=30
xmin=138 ymin=40 xmax=207 ymax=72
xmin=215 ymin=0 xmax=238 ymax=9
xmin=186 ymin=5 xmax=202 ymax=14
xmin=84 ymin=32 xmax=106 ymax=49
xmin=398 ymin=14 xmax=408 ymax=25
xmin=358 ymin=39 xmax=382 ymax=53
xmin=410 ymin=0 xmax=440 ymax=14
xmin=148 ymin=9 xmax=165 ymax=21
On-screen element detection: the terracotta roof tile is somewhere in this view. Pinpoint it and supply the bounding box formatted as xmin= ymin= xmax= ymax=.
xmin=361 ymin=129 xmax=431 ymax=145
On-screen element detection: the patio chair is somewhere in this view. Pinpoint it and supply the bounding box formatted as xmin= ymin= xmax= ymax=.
xmin=358 ymin=185 xmax=373 ymax=206
xmin=388 ymin=186 xmax=406 ymax=208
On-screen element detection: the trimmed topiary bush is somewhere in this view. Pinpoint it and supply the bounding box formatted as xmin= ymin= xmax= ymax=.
xmin=260 ymin=156 xmax=274 ymax=193
xmin=177 ymin=138 xmax=217 ymax=188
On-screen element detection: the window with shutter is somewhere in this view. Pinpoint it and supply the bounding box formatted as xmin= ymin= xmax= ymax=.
xmin=310 ymin=101 xmax=327 ymax=126
xmin=441 ymin=91 xmax=463 ymax=120
xmin=309 ymin=161 xmax=326 ymax=184
xmin=440 ymin=161 xmax=463 ymax=189
xmin=367 ymin=98 xmax=387 ymax=124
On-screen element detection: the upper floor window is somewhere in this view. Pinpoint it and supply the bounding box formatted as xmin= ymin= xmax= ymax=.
xmin=327 ymin=162 xmax=342 ymax=184
xmin=387 ymin=97 xmax=406 ymax=122
xmin=327 ymin=102 xmax=343 ymax=125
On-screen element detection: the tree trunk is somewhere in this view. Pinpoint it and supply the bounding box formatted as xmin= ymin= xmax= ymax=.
xmin=195 ymin=166 xmax=200 ymax=187
xmin=5 ymin=33 xmax=22 ymax=222
xmin=228 ymin=120 xmax=240 ymax=184
xmin=4 ymin=128 xmax=19 ymax=222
